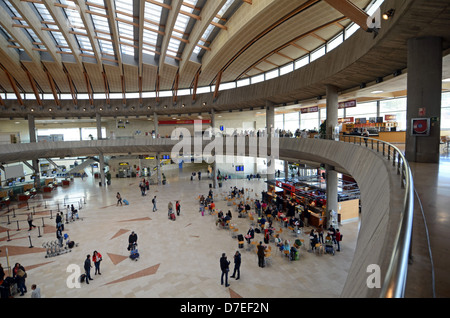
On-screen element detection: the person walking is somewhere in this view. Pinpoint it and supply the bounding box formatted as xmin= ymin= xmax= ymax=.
xmin=56 ymin=225 xmax=63 ymax=247
xmin=31 ymin=284 xmax=41 ymax=298
xmin=152 ymin=196 xmax=157 ymax=212
xmin=84 ymin=255 xmax=93 ymax=284
xmin=220 ymin=253 xmax=230 ymax=287
xmin=176 ymin=201 xmax=181 ymax=216
xmin=92 ymin=251 xmax=102 ymax=275
xmin=257 ymin=242 xmax=266 ymax=268
xmin=27 ymin=213 xmax=36 ymax=231
xmin=116 ymin=192 xmax=123 ymax=206
xmin=230 ymin=251 xmax=241 ymax=280
xmin=128 ymin=231 xmax=138 ymax=251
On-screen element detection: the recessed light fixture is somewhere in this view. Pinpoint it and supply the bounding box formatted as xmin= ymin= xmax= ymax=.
xmin=382 ymin=9 xmax=395 ymax=20
xmin=371 ymin=90 xmax=384 ymax=94
xmin=49 ymin=108 xmax=52 ymax=112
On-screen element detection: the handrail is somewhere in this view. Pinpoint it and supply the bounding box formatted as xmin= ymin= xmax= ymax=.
xmin=325 ymin=134 xmax=414 ymax=298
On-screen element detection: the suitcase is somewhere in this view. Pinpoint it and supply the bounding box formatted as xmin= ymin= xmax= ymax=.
xmin=170 ymin=213 xmax=176 ymax=221
xmin=130 ymin=249 xmax=139 ymax=260
xmin=123 ymin=199 xmax=129 ymax=205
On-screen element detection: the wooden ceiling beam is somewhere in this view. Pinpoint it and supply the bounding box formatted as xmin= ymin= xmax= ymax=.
xmin=1 ymin=65 xmax=23 ymax=105
xmin=74 ymin=0 xmax=104 ymax=73
xmin=158 ymin=0 xmax=183 ymax=72
xmin=23 ymin=66 xmax=42 ymax=105
xmin=179 ymin=0 xmax=227 ymax=74
xmin=323 ymin=0 xmax=369 ymax=31
xmin=104 ymin=0 xmax=123 ymax=75
xmin=42 ymin=0 xmax=83 ymax=69
xmin=138 ymin=0 xmax=145 ymax=78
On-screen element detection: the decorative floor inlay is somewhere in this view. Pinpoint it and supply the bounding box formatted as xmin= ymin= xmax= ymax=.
xmin=118 ymin=217 xmax=152 ymax=223
xmin=104 ymin=264 xmax=160 ymax=286
xmin=0 ymin=245 xmax=46 ymax=257
xmin=107 ymin=253 xmax=129 ymax=265
xmin=110 ymin=229 xmax=131 ymax=240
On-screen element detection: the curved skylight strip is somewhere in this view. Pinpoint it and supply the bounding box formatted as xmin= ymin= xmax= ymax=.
xmin=59 ymin=0 xmax=93 ymax=53
xmin=166 ymin=0 xmax=199 ymax=59
xmin=193 ymin=0 xmax=237 ymax=55
xmin=143 ymin=0 xmax=163 ymax=56
xmin=86 ymin=0 xmax=115 ymax=56
xmin=31 ymin=2 xmax=71 ymax=52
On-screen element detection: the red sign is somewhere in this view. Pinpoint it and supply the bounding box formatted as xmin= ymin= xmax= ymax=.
xmin=338 ymin=117 xmax=354 ymax=124
xmin=158 ymin=120 xmax=211 ymax=125
xmin=338 ymin=100 xmax=357 ymax=109
xmin=275 ymin=181 xmax=295 ymax=192
xmin=385 ymin=115 xmax=397 ymax=121
xmin=300 ymin=106 xmax=318 ymax=114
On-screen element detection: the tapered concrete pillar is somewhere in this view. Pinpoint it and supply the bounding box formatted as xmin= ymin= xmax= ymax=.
xmin=325 ymin=164 xmax=338 ymax=228
xmin=156 ymin=152 xmax=162 ymax=185
xmin=99 ymin=152 xmax=106 ymax=187
xmin=266 ymin=101 xmax=275 ymax=185
xmin=96 ymin=113 xmax=102 ymax=140
xmin=326 ymin=84 xmax=339 ymax=139
xmin=405 ymin=37 xmax=443 ymax=163
xmin=154 ymin=112 xmax=159 ymax=137
xmin=284 ymin=161 xmax=289 ymax=179
xmin=28 ymin=114 xmax=40 ymax=188
xmin=211 ymin=109 xmax=217 ymax=188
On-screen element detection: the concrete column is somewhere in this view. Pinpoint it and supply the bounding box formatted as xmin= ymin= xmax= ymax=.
xmin=99 ymin=152 xmax=106 ymax=187
xmin=156 ymin=152 xmax=162 ymax=185
xmin=28 ymin=114 xmax=40 ymax=188
xmin=405 ymin=36 xmax=443 ymax=163
xmin=210 ymin=109 xmax=217 ymax=188
xmin=154 ymin=112 xmax=159 ymax=137
xmin=284 ymin=161 xmax=289 ymax=179
xmin=96 ymin=113 xmax=102 ymax=140
xmin=325 ymin=164 xmax=338 ymax=228
xmin=266 ymin=101 xmax=275 ymax=185
xmin=326 ymin=84 xmax=339 ymax=139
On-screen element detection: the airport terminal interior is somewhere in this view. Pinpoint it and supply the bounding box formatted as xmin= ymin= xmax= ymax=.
xmin=1 ymin=0 xmax=450 ymax=300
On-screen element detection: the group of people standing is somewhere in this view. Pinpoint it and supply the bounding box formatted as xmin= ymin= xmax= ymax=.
xmin=83 ymin=250 xmax=103 ymax=284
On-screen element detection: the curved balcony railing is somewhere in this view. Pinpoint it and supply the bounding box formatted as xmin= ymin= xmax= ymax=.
xmin=330 ymin=134 xmax=414 ymax=298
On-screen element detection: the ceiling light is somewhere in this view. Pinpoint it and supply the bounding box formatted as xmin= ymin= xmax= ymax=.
xmin=382 ymin=9 xmax=395 ymax=20
xmin=371 ymin=90 xmax=384 ymax=94
xmin=443 ymin=78 xmax=450 ymax=83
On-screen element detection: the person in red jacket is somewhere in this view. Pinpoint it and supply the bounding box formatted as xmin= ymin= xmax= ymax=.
xmin=335 ymin=229 xmax=342 ymax=252
xmin=176 ymin=201 xmax=181 ymax=216
xmin=92 ymin=251 xmax=102 ymax=275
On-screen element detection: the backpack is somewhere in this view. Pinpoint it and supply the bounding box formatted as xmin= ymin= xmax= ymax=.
xmin=152 ymin=198 xmax=155 ymax=204
xmin=340 ymin=234 xmax=343 ymax=241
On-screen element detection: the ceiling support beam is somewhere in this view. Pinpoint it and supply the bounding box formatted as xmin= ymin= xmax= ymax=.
xmin=173 ymin=71 xmax=179 ymax=103
xmin=102 ymin=70 xmax=110 ymax=105
xmin=323 ymin=0 xmax=369 ymax=31
xmin=155 ymin=74 xmax=160 ymax=103
xmin=104 ymin=0 xmax=123 ymax=75
xmin=83 ymin=70 xmax=94 ymax=105
xmin=158 ymin=0 xmax=183 ymax=73
xmin=192 ymin=68 xmax=200 ymax=101
xmin=64 ymin=68 xmax=78 ymax=106
xmin=23 ymin=67 xmax=42 ymax=106
xmin=1 ymin=65 xmax=23 ymax=105
xmin=121 ymin=75 xmax=126 ymax=105
xmin=45 ymin=68 xmax=60 ymax=106
xmin=138 ymin=0 xmax=145 ymax=78
xmin=213 ymin=70 xmax=222 ymax=99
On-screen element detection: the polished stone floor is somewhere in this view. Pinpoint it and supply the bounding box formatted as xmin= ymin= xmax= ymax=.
xmin=1 ymin=154 xmax=448 ymax=299
xmin=0 ymin=164 xmax=359 ymax=299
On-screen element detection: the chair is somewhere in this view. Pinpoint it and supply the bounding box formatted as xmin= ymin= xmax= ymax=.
xmin=249 ymin=214 xmax=256 ymax=227
xmin=283 ymin=249 xmax=290 ymax=259
xmin=232 ymin=228 xmax=239 ymax=238
xmin=265 ymin=252 xmax=272 ymax=267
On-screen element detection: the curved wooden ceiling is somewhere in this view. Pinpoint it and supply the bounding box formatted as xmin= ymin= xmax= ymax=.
xmin=0 ymin=0 xmax=374 ymax=104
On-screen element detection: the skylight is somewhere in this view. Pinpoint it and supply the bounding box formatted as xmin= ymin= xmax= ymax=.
xmin=86 ymin=0 xmax=115 ymax=56
xmin=193 ymin=0 xmax=236 ymax=55
xmin=142 ymin=0 xmax=163 ymax=56
xmin=166 ymin=0 xmax=199 ymax=60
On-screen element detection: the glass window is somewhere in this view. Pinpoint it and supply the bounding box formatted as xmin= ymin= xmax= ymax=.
xmin=284 ymin=112 xmax=299 ymax=132
xmin=237 ymin=78 xmax=250 ymax=87
xmin=251 ymin=74 xmax=264 ymax=84
xmin=327 ymin=33 xmax=343 ymax=52
xmin=346 ymin=101 xmax=378 ymax=118
xmin=310 ymin=46 xmax=326 ymax=62
xmin=265 ymin=69 xmax=279 ymax=80
xmin=345 ymin=23 xmax=359 ymax=40
xmin=300 ymin=112 xmax=319 ymax=131
xmin=379 ymin=98 xmax=406 ymax=131
xmin=294 ymin=56 xmax=309 ymax=69
xmin=219 ymin=82 xmax=236 ymax=91
xmin=280 ymin=63 xmax=294 ymax=76
xmin=275 ymin=114 xmax=284 ymax=130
